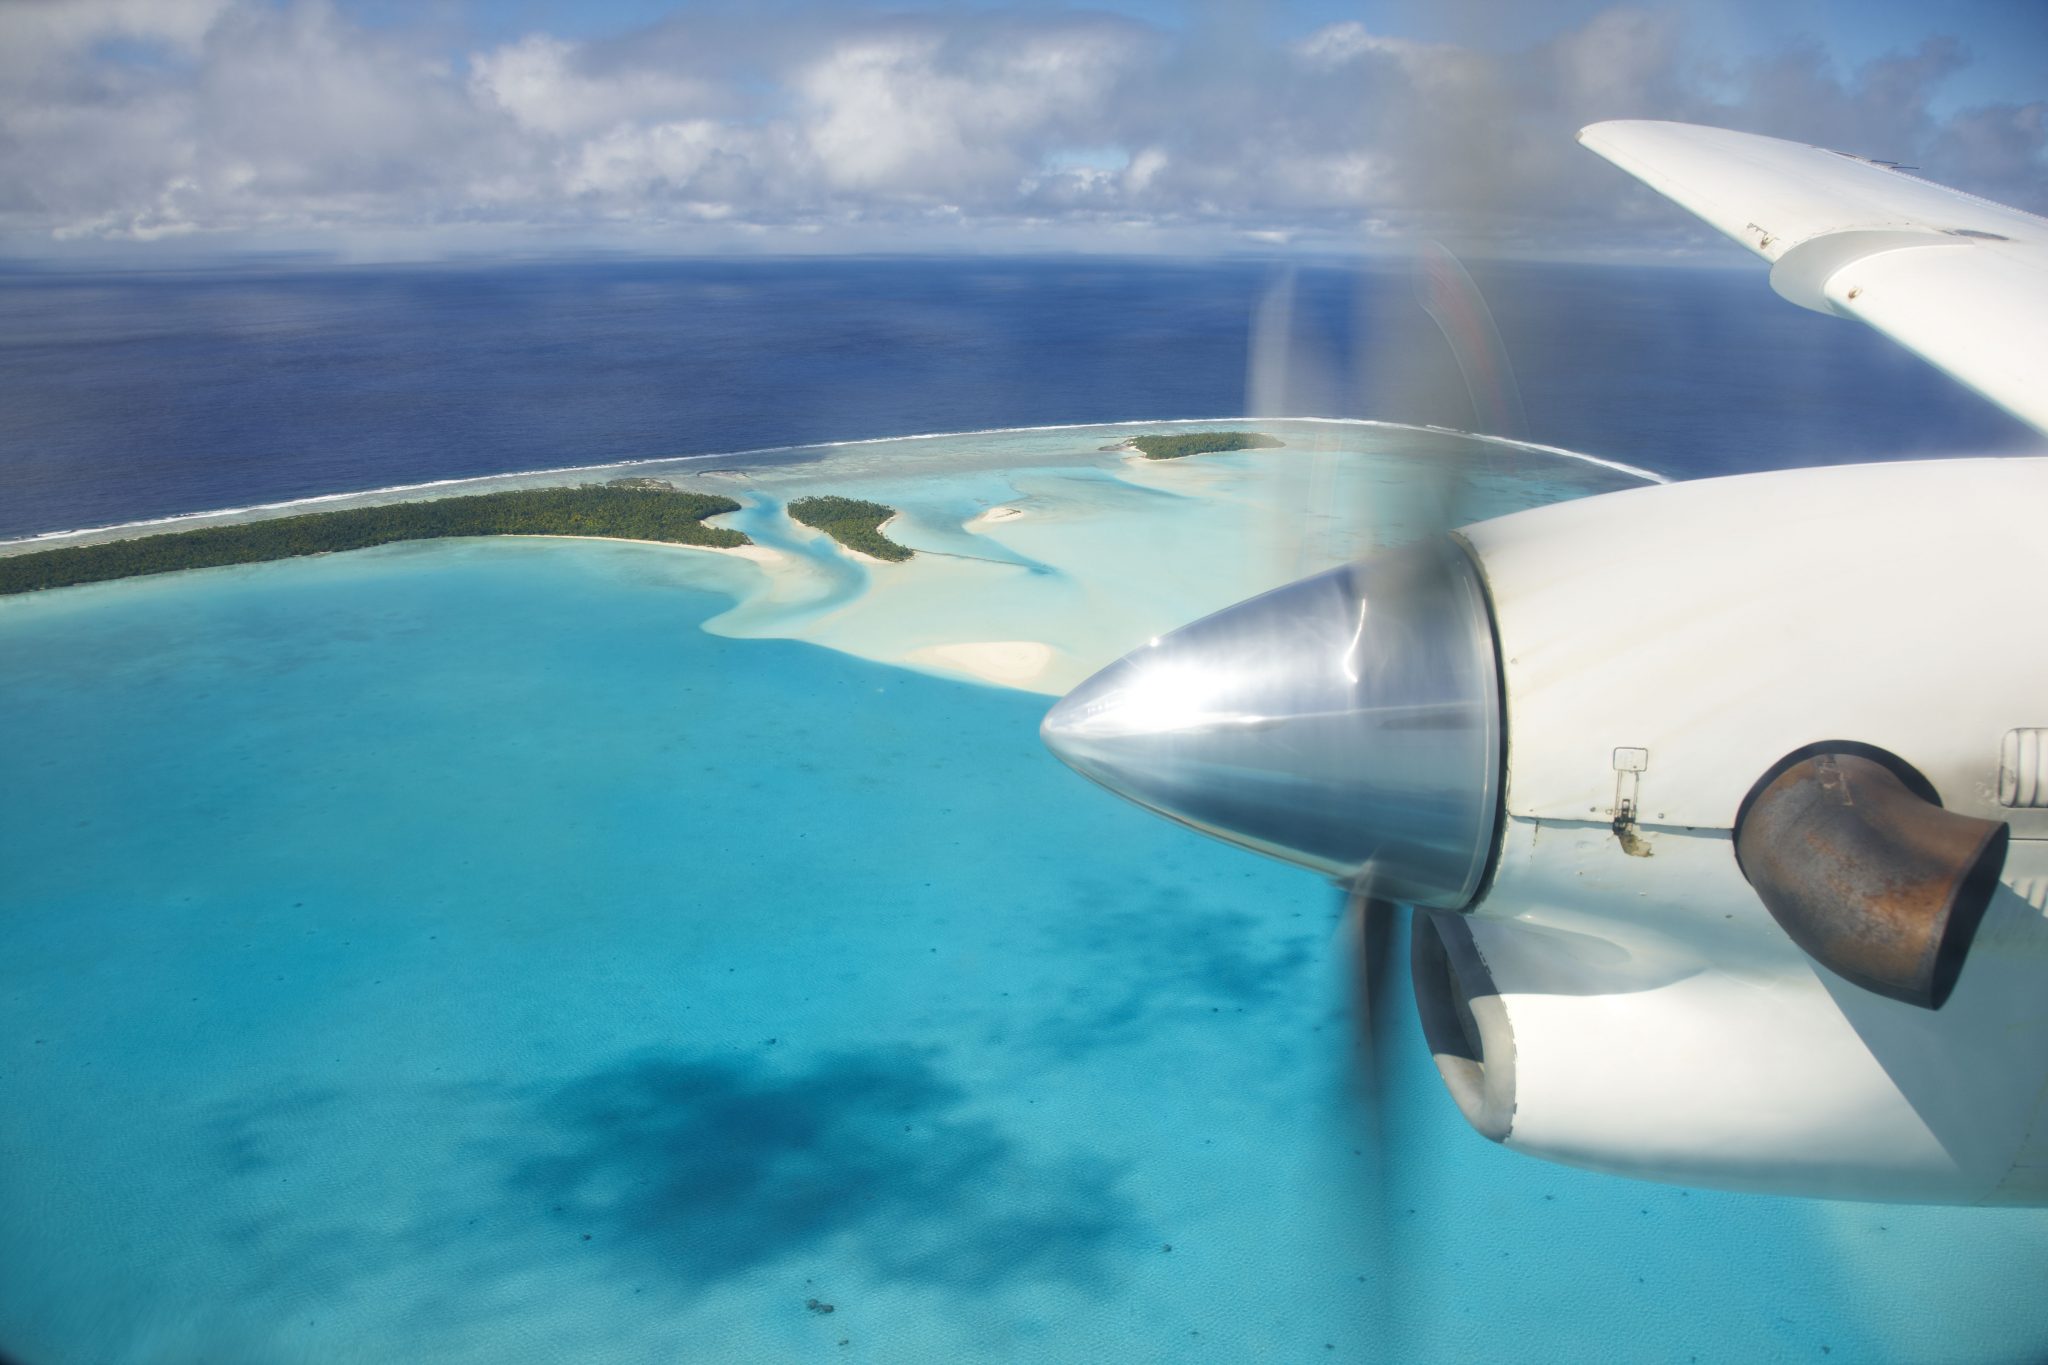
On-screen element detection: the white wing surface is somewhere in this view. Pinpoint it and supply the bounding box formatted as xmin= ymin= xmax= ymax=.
xmin=1579 ymin=119 xmax=2048 ymax=435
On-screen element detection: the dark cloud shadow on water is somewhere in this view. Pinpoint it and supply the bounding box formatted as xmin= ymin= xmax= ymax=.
xmin=175 ymin=1048 xmax=1143 ymax=1353
xmin=506 ymin=1047 xmax=1140 ymax=1295
xmin=1027 ymin=874 xmax=1320 ymax=1060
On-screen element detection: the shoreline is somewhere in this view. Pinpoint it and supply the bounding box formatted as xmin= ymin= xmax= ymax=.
xmin=0 ymin=417 xmax=1667 ymax=553
xmin=850 ymin=511 xmax=908 ymax=565
xmin=1 ymin=427 xmax=1669 ymax=696
xmin=507 ymin=533 xmax=784 ymax=566
xmin=834 ymin=511 xmax=903 ymax=566
xmin=0 ymin=485 xmax=755 ymax=597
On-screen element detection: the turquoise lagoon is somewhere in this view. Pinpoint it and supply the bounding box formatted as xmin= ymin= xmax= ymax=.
xmin=2 ymin=424 xmax=2044 ymax=1363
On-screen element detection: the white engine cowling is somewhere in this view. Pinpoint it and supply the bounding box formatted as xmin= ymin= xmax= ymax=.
xmin=1440 ymin=456 xmax=2048 ymax=1204
xmin=1044 ymin=454 xmax=2048 ymax=1204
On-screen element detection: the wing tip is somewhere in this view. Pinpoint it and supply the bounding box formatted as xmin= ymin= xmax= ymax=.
xmin=1578 ymin=118 xmax=1691 ymax=146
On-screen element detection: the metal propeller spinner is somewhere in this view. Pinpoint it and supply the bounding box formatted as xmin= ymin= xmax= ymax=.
xmin=1040 ymin=244 xmax=1527 ymax=1335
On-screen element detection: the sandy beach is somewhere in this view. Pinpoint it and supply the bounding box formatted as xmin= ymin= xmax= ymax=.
xmin=511 ymin=533 xmax=786 ymax=566
xmin=905 ymin=639 xmax=1060 ymax=688
xmin=967 ymin=504 xmax=1027 ymax=528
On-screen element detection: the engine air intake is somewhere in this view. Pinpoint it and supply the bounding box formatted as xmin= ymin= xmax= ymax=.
xmin=1411 ymin=911 xmax=1516 ymax=1141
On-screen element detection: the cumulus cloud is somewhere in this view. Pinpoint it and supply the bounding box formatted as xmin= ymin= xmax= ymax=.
xmin=0 ymin=0 xmax=2040 ymax=257
xmin=472 ymin=35 xmax=716 ymax=140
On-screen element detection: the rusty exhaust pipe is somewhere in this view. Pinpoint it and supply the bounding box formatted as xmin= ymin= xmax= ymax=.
xmin=1735 ymin=752 xmax=2008 ymax=1010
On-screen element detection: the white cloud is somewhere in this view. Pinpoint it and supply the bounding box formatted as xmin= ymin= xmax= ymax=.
xmin=0 ymin=1 xmax=2039 ymax=258
xmin=0 ymin=0 xmax=232 ymax=72
xmin=471 ymin=34 xmax=715 ymax=139
xmin=791 ymin=19 xmax=1143 ymax=197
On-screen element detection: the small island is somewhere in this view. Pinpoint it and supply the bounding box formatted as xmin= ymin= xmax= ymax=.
xmin=1125 ymin=431 xmax=1285 ymax=460
xmin=786 ymin=495 xmax=913 ymax=562
xmin=0 ymin=481 xmax=748 ymax=596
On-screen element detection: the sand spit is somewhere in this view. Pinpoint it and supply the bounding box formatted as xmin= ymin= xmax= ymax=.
xmin=844 ymin=512 xmax=910 ymax=565
xmin=905 ymin=640 xmax=1059 ymax=688
xmin=968 ymin=505 xmax=1028 ymax=528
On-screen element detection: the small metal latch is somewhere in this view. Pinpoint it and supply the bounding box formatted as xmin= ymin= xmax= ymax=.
xmin=1611 ymin=747 xmax=1652 ymax=857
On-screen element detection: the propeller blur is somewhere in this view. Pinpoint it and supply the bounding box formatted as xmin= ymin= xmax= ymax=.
xmin=1042 ymin=121 xmax=2048 ymax=1207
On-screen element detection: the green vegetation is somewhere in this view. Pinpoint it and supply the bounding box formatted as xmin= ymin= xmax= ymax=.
xmin=0 ymin=484 xmax=748 ymax=596
xmin=1128 ymin=431 xmax=1285 ymax=460
xmin=786 ymin=495 xmax=913 ymax=563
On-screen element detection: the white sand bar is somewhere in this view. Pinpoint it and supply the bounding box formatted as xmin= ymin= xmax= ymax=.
xmin=659 ymin=419 xmax=1657 ymax=695
xmin=906 ymin=640 xmax=1060 ymax=688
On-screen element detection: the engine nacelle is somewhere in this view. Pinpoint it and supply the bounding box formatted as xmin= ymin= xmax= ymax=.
xmin=1442 ymin=456 xmax=2048 ymax=1204
xmin=1046 ymin=455 xmax=2048 ymax=1204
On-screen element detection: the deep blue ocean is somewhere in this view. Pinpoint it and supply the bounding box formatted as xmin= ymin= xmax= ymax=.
xmin=2 ymin=255 xmax=2039 ymax=540
xmin=3 ymin=259 xmax=2046 ymax=1364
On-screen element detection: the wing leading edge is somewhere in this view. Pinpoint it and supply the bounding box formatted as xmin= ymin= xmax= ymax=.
xmin=1579 ymin=119 xmax=2048 ymax=436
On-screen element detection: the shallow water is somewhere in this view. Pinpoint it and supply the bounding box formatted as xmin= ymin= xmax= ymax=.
xmin=599 ymin=420 xmax=1656 ymax=695
xmin=2 ymin=433 xmax=2046 ymax=1363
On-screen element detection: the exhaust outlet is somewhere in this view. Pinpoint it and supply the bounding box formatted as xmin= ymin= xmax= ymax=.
xmin=1735 ymin=751 xmax=2009 ymax=1010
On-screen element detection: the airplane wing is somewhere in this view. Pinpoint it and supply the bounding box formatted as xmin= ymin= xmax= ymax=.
xmin=1579 ymin=119 xmax=2048 ymax=436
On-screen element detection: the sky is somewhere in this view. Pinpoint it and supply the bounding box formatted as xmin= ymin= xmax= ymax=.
xmin=0 ymin=0 xmax=2042 ymax=262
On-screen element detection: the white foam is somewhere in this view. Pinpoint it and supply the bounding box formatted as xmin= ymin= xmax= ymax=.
xmin=2 ymin=418 xmax=1663 ymax=551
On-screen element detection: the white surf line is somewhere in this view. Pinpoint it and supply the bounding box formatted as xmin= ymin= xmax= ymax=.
xmin=2 ymin=417 xmax=1665 ymax=550
xmin=1408 ymin=422 xmax=1669 ymax=485
xmin=816 ymin=416 xmax=1668 ymax=486
xmin=3 ymin=421 xmax=1164 ymax=548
